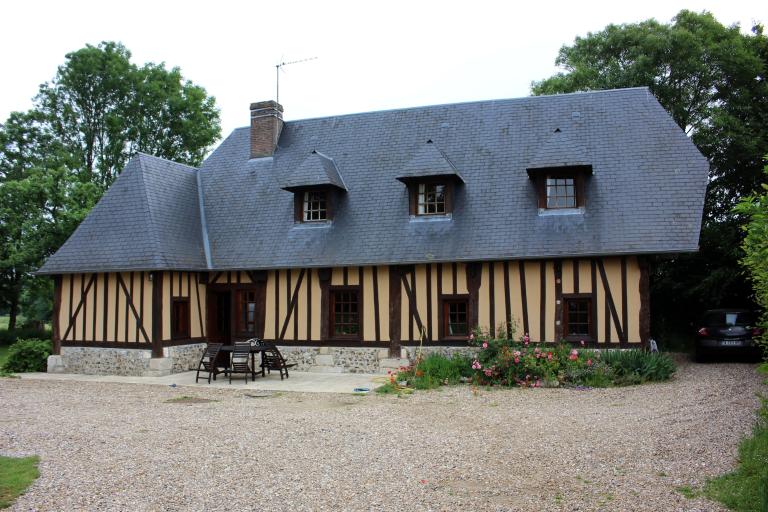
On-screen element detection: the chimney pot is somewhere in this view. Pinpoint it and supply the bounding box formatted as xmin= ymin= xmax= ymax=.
xmin=250 ymin=100 xmax=284 ymax=159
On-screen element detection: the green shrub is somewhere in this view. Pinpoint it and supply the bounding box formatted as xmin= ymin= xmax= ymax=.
xmin=2 ymin=339 xmax=52 ymax=373
xmin=599 ymin=349 xmax=676 ymax=384
xmin=0 ymin=327 xmax=52 ymax=346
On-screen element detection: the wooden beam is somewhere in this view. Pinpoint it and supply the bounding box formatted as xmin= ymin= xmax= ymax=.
xmin=52 ymin=275 xmax=62 ymax=355
xmin=621 ymin=257 xmax=628 ymax=344
xmin=194 ymin=273 xmax=204 ymax=338
xmin=426 ymin=264 xmax=432 ymax=342
xmin=373 ymin=266 xmax=380 ymax=342
xmin=540 ymin=261 xmax=546 ymax=342
xmin=554 ymin=260 xmax=563 ymax=342
xmin=639 ymin=257 xmax=650 ymax=346
xmin=62 ymin=274 xmax=96 ymax=342
xmin=597 ymin=259 xmax=626 ymax=343
xmin=117 ymin=273 xmax=151 ymax=344
xmin=279 ymin=269 xmax=306 ymax=340
xmin=518 ymin=261 xmax=530 ymax=336
xmin=488 ymin=262 xmax=495 ymax=337
xmin=388 ymin=266 xmax=402 ymax=357
xmin=151 ymin=271 xmax=163 ymax=357
xmin=466 ymin=262 xmax=481 ymax=333
xmin=401 ymin=269 xmax=423 ymax=336
xmin=319 ymin=268 xmax=331 ymax=340
xmin=503 ymin=262 xmax=511 ymax=337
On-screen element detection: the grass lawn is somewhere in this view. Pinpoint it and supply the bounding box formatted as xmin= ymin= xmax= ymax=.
xmin=0 ymin=345 xmax=9 ymax=368
xmin=0 ymin=455 xmax=39 ymax=509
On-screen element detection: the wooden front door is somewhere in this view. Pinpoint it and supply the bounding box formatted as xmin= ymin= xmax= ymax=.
xmin=207 ymin=290 xmax=232 ymax=344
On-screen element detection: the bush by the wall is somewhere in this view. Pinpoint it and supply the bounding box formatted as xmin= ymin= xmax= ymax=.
xmin=2 ymin=339 xmax=52 ymax=373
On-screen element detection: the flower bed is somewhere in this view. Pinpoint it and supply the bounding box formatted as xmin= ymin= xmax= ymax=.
xmin=378 ymin=329 xmax=676 ymax=393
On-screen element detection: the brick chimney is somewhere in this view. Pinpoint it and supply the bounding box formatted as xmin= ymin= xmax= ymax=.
xmin=250 ymin=100 xmax=284 ymax=158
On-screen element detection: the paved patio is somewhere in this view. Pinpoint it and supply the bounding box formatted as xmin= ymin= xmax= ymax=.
xmin=19 ymin=370 xmax=382 ymax=394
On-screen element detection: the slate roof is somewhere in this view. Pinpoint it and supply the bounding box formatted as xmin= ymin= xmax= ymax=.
xmin=39 ymin=154 xmax=207 ymax=273
xmin=282 ymin=150 xmax=347 ymax=191
xmin=395 ymin=140 xmax=464 ymax=182
xmin=38 ymin=87 xmax=709 ymax=274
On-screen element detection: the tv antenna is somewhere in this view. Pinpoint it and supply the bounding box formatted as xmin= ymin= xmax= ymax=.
xmin=275 ymin=56 xmax=318 ymax=103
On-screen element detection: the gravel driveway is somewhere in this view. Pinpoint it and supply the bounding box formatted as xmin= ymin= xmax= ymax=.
xmin=1 ymin=358 xmax=764 ymax=511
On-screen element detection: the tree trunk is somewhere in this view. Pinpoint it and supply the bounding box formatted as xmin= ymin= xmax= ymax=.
xmin=8 ymin=294 xmax=19 ymax=331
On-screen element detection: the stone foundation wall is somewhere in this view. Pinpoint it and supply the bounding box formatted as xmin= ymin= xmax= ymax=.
xmin=402 ymin=346 xmax=479 ymax=361
xmin=163 ymin=344 xmax=206 ymax=373
xmin=55 ymin=346 xmax=153 ymax=376
xmin=278 ymin=346 xmax=390 ymax=373
xmin=48 ymin=343 xmax=478 ymax=376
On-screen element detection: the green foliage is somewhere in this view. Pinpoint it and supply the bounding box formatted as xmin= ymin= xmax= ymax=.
xmin=0 ymin=41 xmax=221 ymax=330
xmin=1 ymin=339 xmax=52 ymax=373
xmin=0 ymin=455 xmax=40 ymax=508
xmin=704 ymin=396 xmax=768 ymax=511
xmin=598 ymin=349 xmax=677 ymax=385
xmin=468 ymin=328 xmax=676 ymax=388
xmin=0 ymin=327 xmax=51 ymax=346
xmin=531 ymin=10 xmax=768 ymax=346
xmin=734 ymin=164 xmax=768 ymax=356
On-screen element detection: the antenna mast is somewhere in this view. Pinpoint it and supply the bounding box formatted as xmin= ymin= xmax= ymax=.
xmin=275 ymin=56 xmax=318 ymax=103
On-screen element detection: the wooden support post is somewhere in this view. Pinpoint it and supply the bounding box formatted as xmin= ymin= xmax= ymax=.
xmin=467 ymin=262 xmax=482 ymax=333
xmin=151 ymin=271 xmax=164 ymax=358
xmin=639 ymin=257 xmax=651 ymax=347
xmin=52 ymin=275 xmax=62 ymax=355
xmin=554 ymin=260 xmax=563 ymax=342
xmin=388 ymin=265 xmax=402 ymax=358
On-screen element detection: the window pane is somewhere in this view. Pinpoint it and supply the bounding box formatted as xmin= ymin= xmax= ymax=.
xmin=332 ymin=290 xmax=359 ymax=336
xmin=416 ymin=182 xmax=447 ymax=216
xmin=303 ymin=190 xmax=328 ymax=221
xmin=545 ymin=176 xmax=577 ymax=209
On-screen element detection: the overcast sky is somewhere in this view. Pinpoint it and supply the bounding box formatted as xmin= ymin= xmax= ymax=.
xmin=0 ymin=1 xmax=763 ymax=141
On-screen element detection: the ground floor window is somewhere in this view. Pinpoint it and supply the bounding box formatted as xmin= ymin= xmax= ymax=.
xmin=330 ymin=289 xmax=359 ymax=338
xmin=564 ymin=297 xmax=591 ymax=338
xmin=171 ymin=299 xmax=190 ymax=339
xmin=443 ymin=299 xmax=469 ymax=337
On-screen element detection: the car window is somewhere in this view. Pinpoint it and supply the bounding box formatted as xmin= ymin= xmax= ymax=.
xmin=703 ymin=311 xmax=754 ymax=326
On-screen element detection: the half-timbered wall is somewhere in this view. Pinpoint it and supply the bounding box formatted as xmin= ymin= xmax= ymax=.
xmin=58 ymin=272 xmax=153 ymax=346
xmin=53 ymin=256 xmax=646 ymax=354
xmin=162 ymin=271 xmax=207 ymax=342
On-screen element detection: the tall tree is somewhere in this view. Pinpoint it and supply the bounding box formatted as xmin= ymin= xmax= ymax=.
xmin=531 ymin=11 xmax=768 ymax=342
xmin=37 ymin=41 xmax=220 ymax=190
xmin=0 ymin=41 xmax=221 ymax=329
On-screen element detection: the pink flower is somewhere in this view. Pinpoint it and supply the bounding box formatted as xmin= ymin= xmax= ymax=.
xmin=586 ymin=359 xmax=593 ymax=367
xmin=513 ymin=350 xmax=521 ymax=358
xmin=469 ymin=333 xmax=475 ymax=340
xmin=482 ymin=342 xmax=488 ymax=349
xmin=514 ymin=357 xmax=520 ymax=364
xmin=484 ymin=369 xmax=493 ymax=377
xmin=580 ymin=340 xmax=585 ymax=347
xmin=471 ymin=360 xmax=482 ymax=370
xmin=547 ymin=352 xmax=553 ymax=361
xmin=569 ymin=349 xmax=579 ymax=361
xmin=523 ymin=333 xmax=530 ymax=344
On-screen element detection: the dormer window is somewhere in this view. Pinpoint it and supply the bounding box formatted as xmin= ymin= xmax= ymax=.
xmin=282 ymin=150 xmax=347 ymax=225
xmin=303 ymin=190 xmax=328 ymax=221
xmin=397 ymin=140 xmax=463 ymax=218
xmin=526 ymin=166 xmax=591 ymax=212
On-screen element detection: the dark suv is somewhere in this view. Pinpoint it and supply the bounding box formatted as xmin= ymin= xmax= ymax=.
xmin=695 ymin=309 xmax=762 ymax=361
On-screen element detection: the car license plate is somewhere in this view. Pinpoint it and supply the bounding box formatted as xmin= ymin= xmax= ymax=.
xmin=720 ymin=340 xmax=741 ymax=346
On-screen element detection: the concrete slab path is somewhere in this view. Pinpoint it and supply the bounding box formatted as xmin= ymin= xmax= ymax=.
xmin=20 ymin=370 xmax=383 ymax=394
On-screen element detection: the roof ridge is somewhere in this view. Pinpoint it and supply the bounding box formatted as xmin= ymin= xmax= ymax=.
xmin=195 ymin=168 xmax=213 ymax=269
xmin=231 ymin=87 xmax=653 ymax=127
xmin=134 ymin=152 xmax=199 ymax=172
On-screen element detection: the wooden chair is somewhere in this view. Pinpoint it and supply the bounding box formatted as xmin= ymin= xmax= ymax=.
xmin=260 ymin=343 xmax=296 ymax=380
xmin=229 ymin=341 xmax=252 ymax=384
xmin=195 ymin=343 xmax=223 ymax=384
